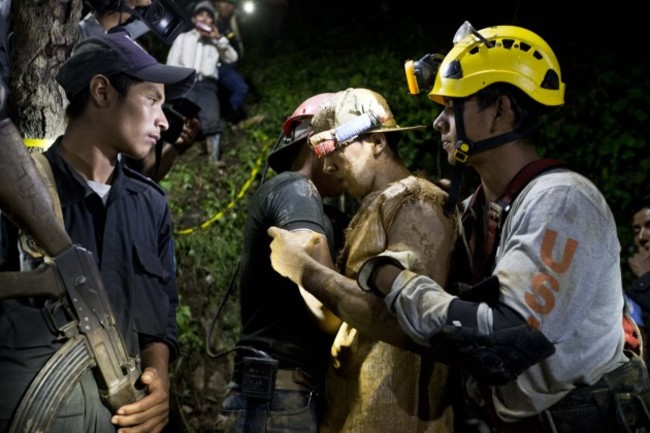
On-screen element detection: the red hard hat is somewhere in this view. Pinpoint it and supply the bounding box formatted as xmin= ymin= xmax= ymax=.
xmin=282 ymin=93 xmax=334 ymax=139
xmin=268 ymin=93 xmax=334 ymax=173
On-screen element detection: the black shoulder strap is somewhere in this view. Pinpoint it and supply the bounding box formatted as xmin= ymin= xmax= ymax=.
xmin=473 ymin=158 xmax=569 ymax=279
xmin=494 ymin=158 xmax=568 ymax=213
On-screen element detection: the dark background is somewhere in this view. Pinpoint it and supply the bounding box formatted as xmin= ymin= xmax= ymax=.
xmin=240 ymin=1 xmax=645 ymax=67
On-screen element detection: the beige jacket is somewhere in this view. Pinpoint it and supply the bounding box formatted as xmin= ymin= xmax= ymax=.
xmin=320 ymin=175 xmax=457 ymax=433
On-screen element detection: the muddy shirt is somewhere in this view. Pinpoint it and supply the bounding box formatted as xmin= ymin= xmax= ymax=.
xmin=320 ymin=175 xmax=456 ymax=433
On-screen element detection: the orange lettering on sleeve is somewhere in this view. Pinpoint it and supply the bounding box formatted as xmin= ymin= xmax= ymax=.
xmin=525 ymin=273 xmax=558 ymax=315
xmin=540 ymin=229 xmax=578 ymax=274
xmin=527 ymin=316 xmax=540 ymax=329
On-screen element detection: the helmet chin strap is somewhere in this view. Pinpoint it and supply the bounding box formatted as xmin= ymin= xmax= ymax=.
xmin=442 ymin=98 xmax=541 ymax=215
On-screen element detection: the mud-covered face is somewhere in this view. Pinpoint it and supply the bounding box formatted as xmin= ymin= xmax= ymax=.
xmin=321 ymin=136 xmax=378 ymax=199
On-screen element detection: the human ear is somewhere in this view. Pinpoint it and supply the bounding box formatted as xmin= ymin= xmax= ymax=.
xmin=493 ymin=94 xmax=514 ymax=131
xmin=88 ymin=75 xmax=112 ymax=107
xmin=369 ymin=133 xmax=386 ymax=156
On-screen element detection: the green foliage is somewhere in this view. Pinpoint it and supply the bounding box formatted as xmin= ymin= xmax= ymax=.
xmin=176 ymin=300 xmax=202 ymax=352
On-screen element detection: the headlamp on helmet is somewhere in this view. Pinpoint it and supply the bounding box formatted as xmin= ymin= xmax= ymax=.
xmin=404 ymin=53 xmax=445 ymax=96
xmin=308 ymin=88 xmax=425 ymax=158
xmin=309 ymin=110 xmax=383 ymax=157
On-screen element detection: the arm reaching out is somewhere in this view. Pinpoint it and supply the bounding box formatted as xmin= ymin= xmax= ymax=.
xmin=267 ymin=226 xmax=321 ymax=285
xmin=267 ymin=226 xmax=425 ymax=349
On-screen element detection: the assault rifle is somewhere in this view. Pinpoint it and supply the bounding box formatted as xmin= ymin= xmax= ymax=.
xmin=0 ymin=118 xmax=145 ymax=432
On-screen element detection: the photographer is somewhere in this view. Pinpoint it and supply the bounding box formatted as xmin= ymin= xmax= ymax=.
xmin=166 ymin=1 xmax=239 ymax=167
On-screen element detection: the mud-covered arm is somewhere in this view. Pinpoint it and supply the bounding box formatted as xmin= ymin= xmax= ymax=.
xmin=292 ymin=229 xmax=342 ymax=335
xmin=268 ymin=226 xmax=410 ymax=347
xmin=268 ymin=198 xmax=455 ymax=350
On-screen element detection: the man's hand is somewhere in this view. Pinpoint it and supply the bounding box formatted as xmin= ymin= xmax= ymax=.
xmin=629 ymin=246 xmax=650 ymax=278
xmin=111 ymin=367 xmax=169 ymax=433
xmin=172 ymin=117 xmax=201 ymax=155
xmin=267 ymin=227 xmax=320 ymax=285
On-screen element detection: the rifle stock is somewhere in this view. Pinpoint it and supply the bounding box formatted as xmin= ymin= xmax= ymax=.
xmin=0 ymin=118 xmax=145 ymax=428
xmin=0 ymin=118 xmax=71 ymax=256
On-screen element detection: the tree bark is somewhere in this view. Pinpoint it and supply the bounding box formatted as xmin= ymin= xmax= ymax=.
xmin=9 ymin=0 xmax=81 ymax=143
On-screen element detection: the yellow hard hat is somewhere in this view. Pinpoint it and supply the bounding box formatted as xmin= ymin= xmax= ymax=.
xmin=429 ymin=22 xmax=565 ymax=107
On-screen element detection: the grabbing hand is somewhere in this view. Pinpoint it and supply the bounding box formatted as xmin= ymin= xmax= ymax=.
xmin=267 ymin=227 xmax=321 ymax=285
xmin=111 ymin=367 xmax=169 ymax=433
xmin=173 ymin=117 xmax=201 ymax=155
xmin=629 ymin=246 xmax=650 ymax=278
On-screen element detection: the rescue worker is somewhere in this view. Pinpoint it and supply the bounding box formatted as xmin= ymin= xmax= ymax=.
xmin=359 ymin=22 xmax=650 ymax=433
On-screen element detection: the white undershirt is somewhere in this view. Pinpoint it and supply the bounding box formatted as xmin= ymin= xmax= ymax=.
xmin=87 ymin=180 xmax=111 ymax=205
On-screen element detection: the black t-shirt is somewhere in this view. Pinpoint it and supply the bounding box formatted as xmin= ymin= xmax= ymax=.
xmin=235 ymin=172 xmax=338 ymax=381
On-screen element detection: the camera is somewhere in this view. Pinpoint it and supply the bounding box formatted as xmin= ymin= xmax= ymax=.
xmin=161 ymin=97 xmax=201 ymax=145
xmin=84 ymin=0 xmax=189 ymax=44
xmin=137 ymin=0 xmax=188 ymax=44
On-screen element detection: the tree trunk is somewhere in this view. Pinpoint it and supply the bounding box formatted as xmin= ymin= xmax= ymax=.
xmin=9 ymin=0 xmax=81 ymax=144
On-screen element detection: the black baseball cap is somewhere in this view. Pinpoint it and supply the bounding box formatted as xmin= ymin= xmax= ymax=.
xmin=56 ymin=31 xmax=196 ymax=101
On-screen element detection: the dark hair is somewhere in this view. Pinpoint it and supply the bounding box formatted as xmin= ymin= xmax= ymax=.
xmin=384 ymin=132 xmax=401 ymax=152
xmin=472 ymin=83 xmax=554 ymax=128
xmin=359 ymin=131 xmax=401 ymax=153
xmin=64 ymin=73 xmax=141 ymax=119
xmin=632 ymin=203 xmax=650 ymax=217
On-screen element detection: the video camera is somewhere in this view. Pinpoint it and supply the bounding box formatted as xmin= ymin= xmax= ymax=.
xmin=84 ymin=0 xmax=189 ymax=44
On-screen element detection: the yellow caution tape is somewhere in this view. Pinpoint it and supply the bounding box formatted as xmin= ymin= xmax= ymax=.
xmin=23 ymin=138 xmax=55 ymax=149
xmin=175 ymin=141 xmax=270 ymax=235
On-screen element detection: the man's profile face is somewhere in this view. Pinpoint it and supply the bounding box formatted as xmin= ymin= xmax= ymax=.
xmin=632 ymin=207 xmax=650 ymax=251
xmin=433 ymin=96 xmax=496 ymax=167
xmin=110 ymin=81 xmax=168 ymax=160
